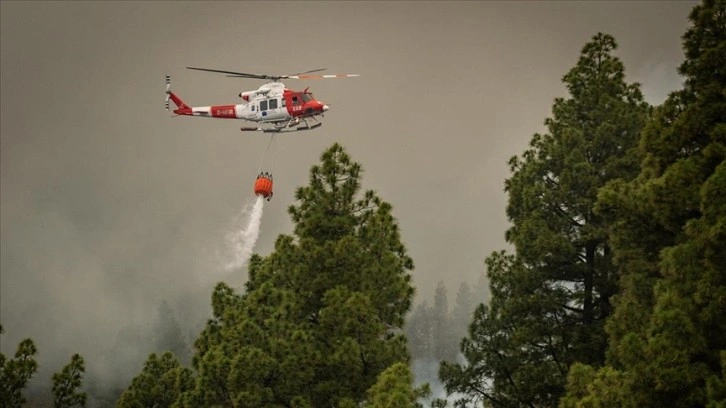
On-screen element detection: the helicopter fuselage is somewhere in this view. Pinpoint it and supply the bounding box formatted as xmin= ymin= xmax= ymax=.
xmin=168 ymin=82 xmax=329 ymax=124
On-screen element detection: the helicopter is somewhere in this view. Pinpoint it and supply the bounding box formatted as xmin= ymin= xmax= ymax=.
xmin=165 ymin=67 xmax=359 ymax=133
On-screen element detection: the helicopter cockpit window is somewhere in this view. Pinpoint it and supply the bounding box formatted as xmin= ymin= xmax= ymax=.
xmin=269 ymin=99 xmax=278 ymax=110
xmin=292 ymin=95 xmax=299 ymax=105
xmin=260 ymin=100 xmax=268 ymax=111
xmin=301 ymin=93 xmax=313 ymax=103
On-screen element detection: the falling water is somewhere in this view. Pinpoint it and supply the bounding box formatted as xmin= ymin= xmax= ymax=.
xmin=223 ymin=195 xmax=265 ymax=271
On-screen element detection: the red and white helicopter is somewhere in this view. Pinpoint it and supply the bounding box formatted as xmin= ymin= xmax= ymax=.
xmin=165 ymin=67 xmax=358 ymax=133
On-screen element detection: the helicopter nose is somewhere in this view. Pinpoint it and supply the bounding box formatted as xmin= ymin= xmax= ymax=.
xmin=322 ymin=104 xmax=329 ymax=112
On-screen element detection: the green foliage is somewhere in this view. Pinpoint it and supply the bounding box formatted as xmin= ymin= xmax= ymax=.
xmin=1 ymin=326 xmax=89 ymax=408
xmin=707 ymin=351 xmax=726 ymax=408
xmin=177 ymin=143 xmax=416 ymax=407
xmin=564 ymin=0 xmax=726 ymax=406
xmin=441 ymin=32 xmax=649 ymax=407
xmin=52 ymin=353 xmax=87 ymax=408
xmin=0 ymin=328 xmax=39 ymax=408
xmin=559 ymin=363 xmax=633 ymax=408
xmin=442 ymin=252 xmax=568 ymax=408
xmin=366 ymin=362 xmax=421 ymax=408
xmin=116 ymin=352 xmax=193 ymax=408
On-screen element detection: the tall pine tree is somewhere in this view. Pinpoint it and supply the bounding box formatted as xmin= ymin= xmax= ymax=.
xmin=432 ymin=282 xmax=457 ymax=362
xmin=52 ymin=354 xmax=87 ymax=408
xmin=451 ymin=282 xmax=475 ymax=355
xmin=440 ymin=33 xmax=649 ymax=407
xmin=175 ymin=143 xmax=415 ymax=407
xmin=563 ymin=1 xmax=726 ymax=406
xmin=406 ymin=301 xmax=434 ymax=360
xmin=0 ymin=325 xmax=39 ymax=408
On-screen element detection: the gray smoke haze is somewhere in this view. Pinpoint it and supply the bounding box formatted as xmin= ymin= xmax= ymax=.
xmin=1 ymin=0 xmax=695 ymax=398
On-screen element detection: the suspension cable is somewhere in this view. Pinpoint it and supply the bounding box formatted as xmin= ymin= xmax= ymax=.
xmin=256 ymin=133 xmax=276 ymax=175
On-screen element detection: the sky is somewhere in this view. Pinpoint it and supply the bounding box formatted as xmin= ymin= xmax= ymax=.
xmin=1 ymin=0 xmax=695 ymax=393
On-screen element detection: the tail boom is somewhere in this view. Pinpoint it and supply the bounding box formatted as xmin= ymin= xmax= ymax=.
xmin=164 ymin=74 xmax=240 ymax=118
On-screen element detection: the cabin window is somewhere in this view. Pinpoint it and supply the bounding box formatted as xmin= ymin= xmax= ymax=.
xmin=251 ymin=105 xmax=255 ymax=112
xmin=281 ymin=98 xmax=286 ymax=107
xmin=269 ymin=99 xmax=278 ymax=109
xmin=292 ymin=95 xmax=299 ymax=105
xmin=260 ymin=100 xmax=268 ymax=111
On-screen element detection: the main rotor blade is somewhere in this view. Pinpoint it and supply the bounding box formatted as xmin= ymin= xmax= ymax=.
xmin=289 ymin=68 xmax=327 ymax=76
xmin=285 ymin=74 xmax=360 ymax=80
xmin=225 ymin=74 xmax=269 ymax=79
xmin=186 ymin=67 xmax=274 ymax=80
xmin=186 ymin=66 xmax=357 ymax=81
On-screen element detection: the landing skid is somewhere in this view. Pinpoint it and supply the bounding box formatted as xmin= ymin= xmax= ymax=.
xmin=241 ymin=123 xmax=322 ymax=133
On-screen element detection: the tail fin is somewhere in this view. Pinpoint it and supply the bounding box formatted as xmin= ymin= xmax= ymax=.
xmin=167 ymin=92 xmax=190 ymax=110
xmin=165 ymin=74 xmax=191 ymax=114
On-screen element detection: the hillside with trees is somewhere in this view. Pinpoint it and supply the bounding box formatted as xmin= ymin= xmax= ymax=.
xmin=1 ymin=2 xmax=722 ymax=407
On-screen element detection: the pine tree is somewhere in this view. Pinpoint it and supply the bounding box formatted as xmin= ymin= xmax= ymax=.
xmin=406 ymin=301 xmax=434 ymax=360
xmin=432 ymin=282 xmax=456 ymax=362
xmin=563 ymin=1 xmax=726 ymax=406
xmin=440 ymin=32 xmax=649 ymax=407
xmin=52 ymin=354 xmax=87 ymax=408
xmin=451 ymin=282 xmax=474 ymax=353
xmin=177 ymin=143 xmax=416 ymax=407
xmin=0 ymin=325 xmax=39 ymax=408
xmin=116 ymin=352 xmax=193 ymax=408
xmin=442 ymin=252 xmax=562 ymax=408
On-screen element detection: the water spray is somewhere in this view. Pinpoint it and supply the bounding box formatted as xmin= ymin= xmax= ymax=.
xmin=221 ymin=170 xmax=275 ymax=271
xmin=223 ymin=194 xmax=265 ymax=271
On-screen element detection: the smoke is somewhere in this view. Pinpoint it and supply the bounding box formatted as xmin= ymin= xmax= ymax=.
xmin=221 ymin=195 xmax=265 ymax=271
xmin=412 ymin=357 xmax=468 ymax=406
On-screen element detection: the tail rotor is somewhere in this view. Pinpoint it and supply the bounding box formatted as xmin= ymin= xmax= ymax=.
xmin=165 ymin=74 xmax=171 ymax=111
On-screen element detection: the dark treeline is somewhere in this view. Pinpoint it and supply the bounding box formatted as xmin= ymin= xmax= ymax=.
xmin=1 ymin=300 xmax=196 ymax=407
xmin=406 ymin=278 xmax=489 ymax=365
xmin=2 ymin=1 xmax=724 ymax=407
